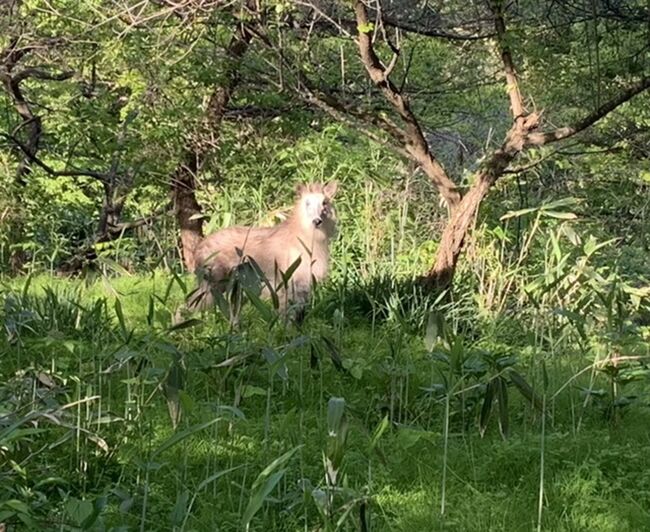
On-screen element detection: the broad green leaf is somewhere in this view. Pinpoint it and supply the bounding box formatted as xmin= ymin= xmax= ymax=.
xmin=496 ymin=376 xmax=509 ymax=440
xmin=509 ymin=369 xmax=543 ymax=412
xmin=370 ymin=415 xmax=389 ymax=450
xmin=66 ymin=498 xmax=94 ymax=527
xmin=167 ymin=318 xmax=203 ymax=331
xmin=151 ymin=418 xmax=222 ymax=459
xmin=500 ymin=207 xmax=538 ymax=220
xmin=242 ymin=446 xmax=301 ymax=527
xmin=170 ymin=490 xmax=189 ymax=527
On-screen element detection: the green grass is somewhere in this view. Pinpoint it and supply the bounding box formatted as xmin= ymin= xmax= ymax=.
xmin=2 ymin=273 xmax=650 ymax=531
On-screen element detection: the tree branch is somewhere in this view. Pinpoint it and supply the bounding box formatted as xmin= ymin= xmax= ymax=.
xmin=382 ymin=17 xmax=495 ymax=41
xmin=354 ymin=1 xmax=461 ymax=209
xmin=490 ymin=0 xmax=525 ymax=119
xmin=12 ymin=67 xmax=74 ymax=84
xmin=298 ymin=85 xmax=411 ymax=159
xmin=1 ymin=133 xmax=109 ymax=183
xmin=107 ymin=205 xmax=172 ymax=234
xmin=526 ymin=77 xmax=650 ymax=146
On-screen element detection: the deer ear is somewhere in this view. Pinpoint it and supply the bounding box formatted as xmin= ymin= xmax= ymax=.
xmin=295 ymin=183 xmax=307 ymax=197
xmin=323 ymin=180 xmax=338 ymax=199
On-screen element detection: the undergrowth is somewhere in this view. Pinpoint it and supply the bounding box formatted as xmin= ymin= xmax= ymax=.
xmin=2 ymin=258 xmax=650 ymax=531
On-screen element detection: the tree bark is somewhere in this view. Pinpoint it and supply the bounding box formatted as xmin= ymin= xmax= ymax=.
xmin=353 ymin=1 xmax=461 ymax=209
xmin=172 ymin=151 xmax=205 ymax=273
xmin=171 ymin=23 xmax=253 ymax=272
xmin=426 ymin=116 xmax=536 ymax=288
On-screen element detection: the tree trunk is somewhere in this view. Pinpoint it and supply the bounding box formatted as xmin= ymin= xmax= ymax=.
xmin=425 ymin=118 xmax=535 ymax=289
xmin=427 ymin=176 xmax=493 ymax=289
xmin=171 ymin=153 xmax=204 ymax=272
xmin=171 ymin=24 xmax=253 ymax=272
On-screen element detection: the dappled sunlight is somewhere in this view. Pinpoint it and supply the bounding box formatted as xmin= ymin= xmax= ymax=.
xmin=2 ymin=0 xmax=650 ymax=529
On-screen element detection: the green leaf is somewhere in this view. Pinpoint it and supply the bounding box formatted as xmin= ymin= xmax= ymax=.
xmin=170 ymin=490 xmax=189 ymax=527
xmin=357 ymin=22 xmax=375 ymax=33
xmin=496 ymin=376 xmax=509 ymax=440
xmin=500 ymin=206 xmax=538 ymax=220
xmin=369 ymin=415 xmax=389 ymax=450
xmin=262 ymin=347 xmax=288 ymax=381
xmin=243 ymin=286 xmax=276 ymax=325
xmin=479 ymin=380 xmax=495 ymax=438
xmin=66 ymin=498 xmax=94 ymax=527
xmin=151 ymin=418 xmax=222 ymax=459
xmin=319 ymin=335 xmax=344 ymax=372
xmin=196 ymin=465 xmax=242 ymax=493
xmin=114 ymin=298 xmax=128 ymax=340
xmin=280 ymin=256 xmax=302 ymax=287
xmin=4 ymin=499 xmax=31 ymax=514
xmin=425 ymin=311 xmax=440 ymax=351
xmin=583 ymin=236 xmax=617 ymax=257
xmin=97 ymin=256 xmax=132 ymax=277
xmin=241 ymin=385 xmax=267 ymax=398
xmin=561 ymin=224 xmax=581 ymax=246
xmin=509 ymin=369 xmax=543 ymax=412
xmin=167 ymin=318 xmax=203 ymax=331
xmin=540 ymin=210 xmax=577 ymax=220
xmin=541 ymin=197 xmax=579 ymax=210
xmin=146 ymin=295 xmax=155 ymax=327
xmin=242 ymin=446 xmax=301 ymax=527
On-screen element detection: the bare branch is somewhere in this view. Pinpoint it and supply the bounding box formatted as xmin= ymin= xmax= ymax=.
xmin=526 ymin=77 xmax=650 ymax=146
xmin=383 ymin=47 xmax=399 ymax=79
xmin=13 ymin=67 xmax=74 ymax=84
xmin=107 ymin=205 xmax=172 ymax=234
xmin=490 ymin=0 xmax=524 ymax=119
xmin=299 ymin=85 xmax=411 ymax=159
xmin=354 ymin=1 xmax=460 ymax=208
xmin=382 ymin=17 xmax=495 ymax=41
xmin=503 ymin=143 xmax=623 ymax=175
xmin=1 ymin=133 xmax=109 ymax=183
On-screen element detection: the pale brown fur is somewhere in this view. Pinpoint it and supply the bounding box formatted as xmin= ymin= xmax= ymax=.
xmin=183 ymin=181 xmax=338 ymax=320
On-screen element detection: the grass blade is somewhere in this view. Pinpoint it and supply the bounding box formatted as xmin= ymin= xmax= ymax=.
xmin=242 ymin=446 xmax=301 ymax=528
xmin=509 ymin=369 xmax=544 ymax=412
xmin=151 ymin=418 xmax=221 ymax=459
xmin=497 ymin=376 xmax=509 ymax=440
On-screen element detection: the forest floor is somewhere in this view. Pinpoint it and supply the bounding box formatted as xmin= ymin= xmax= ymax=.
xmin=2 ymin=273 xmax=650 ymax=531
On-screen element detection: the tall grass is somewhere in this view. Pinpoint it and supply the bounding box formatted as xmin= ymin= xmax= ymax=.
xmin=2 ymin=164 xmax=650 ymax=529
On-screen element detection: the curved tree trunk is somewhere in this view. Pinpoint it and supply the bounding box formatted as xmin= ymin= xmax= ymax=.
xmin=427 ymin=176 xmax=493 ymax=289
xmin=425 ymin=115 xmax=538 ymax=289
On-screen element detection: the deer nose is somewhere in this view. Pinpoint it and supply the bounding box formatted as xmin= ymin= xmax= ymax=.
xmin=313 ymin=217 xmax=323 ymax=227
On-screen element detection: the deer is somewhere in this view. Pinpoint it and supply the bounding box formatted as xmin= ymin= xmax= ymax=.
xmin=179 ymin=181 xmax=338 ymax=324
